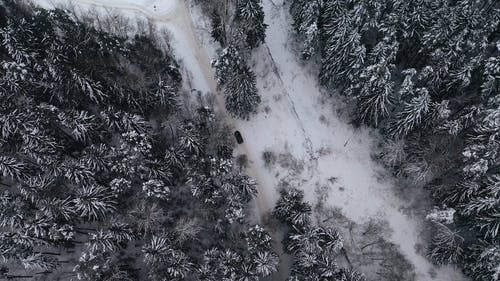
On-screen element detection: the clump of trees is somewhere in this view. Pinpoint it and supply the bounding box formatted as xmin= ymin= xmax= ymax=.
xmin=273 ymin=187 xmax=366 ymax=281
xmin=288 ymin=0 xmax=500 ymax=280
xmin=208 ymin=0 xmax=267 ymax=119
xmin=0 ymin=1 xmax=278 ymax=280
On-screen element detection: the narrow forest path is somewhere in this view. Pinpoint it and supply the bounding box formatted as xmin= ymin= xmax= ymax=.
xmin=36 ymin=1 xmax=468 ymax=280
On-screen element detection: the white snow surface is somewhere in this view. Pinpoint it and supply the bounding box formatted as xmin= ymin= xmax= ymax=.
xmin=33 ymin=0 xmax=469 ymax=280
xmin=37 ymin=0 xmax=177 ymax=19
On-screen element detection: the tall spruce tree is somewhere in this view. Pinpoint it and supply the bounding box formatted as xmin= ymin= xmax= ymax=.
xmin=289 ymin=0 xmax=322 ymax=59
xmin=225 ymin=64 xmax=261 ymax=119
xmin=235 ymin=0 xmax=267 ymax=49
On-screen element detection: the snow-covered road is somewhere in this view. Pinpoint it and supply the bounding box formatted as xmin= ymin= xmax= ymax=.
xmin=35 ymin=0 xmax=468 ymax=280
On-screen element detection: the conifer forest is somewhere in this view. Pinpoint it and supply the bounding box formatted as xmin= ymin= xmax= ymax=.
xmin=0 ymin=0 xmax=498 ymax=281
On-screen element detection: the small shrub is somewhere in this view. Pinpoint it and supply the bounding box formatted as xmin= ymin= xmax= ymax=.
xmin=236 ymin=154 xmax=248 ymax=169
xmin=262 ymin=150 xmax=276 ymax=168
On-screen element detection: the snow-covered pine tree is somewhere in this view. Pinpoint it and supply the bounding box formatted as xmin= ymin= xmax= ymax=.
xmin=198 ymin=248 xmax=242 ymax=280
xmin=0 ymin=155 xmax=26 ymax=181
xmin=210 ymin=10 xmax=226 ymax=46
xmin=337 ymin=268 xmax=367 ymax=281
xmin=128 ymin=201 xmax=165 ymax=235
xmin=180 ymin=127 xmax=202 ymax=157
xmin=212 ymin=45 xmax=240 ymax=88
xmin=421 ymin=1 xmax=497 ymax=92
xmin=224 ymin=63 xmax=261 ymax=119
xmin=289 ymin=0 xmax=322 ymax=59
xmin=465 ymin=243 xmax=500 ymax=281
xmin=73 ymin=251 xmax=112 ymax=281
xmin=356 ymin=42 xmax=398 ymax=126
xmin=481 ymin=57 xmax=500 ymax=99
xmin=72 ymin=185 xmax=116 ymax=221
xmin=428 ymin=222 xmax=464 ymax=265
xmin=86 ymin=229 xmax=120 ymax=254
xmin=461 ymin=95 xmax=500 ymax=180
xmin=153 ymin=249 xmax=193 ymax=280
xmin=350 ymin=0 xmax=387 ymax=32
xmin=274 ymin=186 xmax=351 ymax=281
xmin=153 ymin=75 xmax=178 ymax=112
xmin=319 ymin=1 xmax=366 ymax=87
xmin=56 ymin=110 xmax=98 ymax=143
xmin=387 ymin=88 xmax=431 ymax=138
xmin=21 ymin=254 xmax=58 ymax=271
xmin=245 ymin=225 xmax=279 ymax=277
xmin=235 ymin=0 xmax=267 ymax=49
xmin=165 ymin=145 xmax=186 ymax=170
xmin=273 ymin=187 xmax=312 ymax=228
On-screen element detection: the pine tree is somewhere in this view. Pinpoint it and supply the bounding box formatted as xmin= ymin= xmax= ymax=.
xmin=153 ymin=75 xmax=178 ymax=111
xmin=481 ymin=57 xmax=500 ymax=98
xmin=246 ymin=225 xmax=279 ymax=277
xmin=0 ymin=191 xmax=27 ymax=229
xmin=289 ymin=0 xmax=322 ymax=59
xmin=428 ymin=222 xmax=464 ymax=265
xmin=70 ymin=70 xmax=108 ymax=104
xmin=86 ymin=230 xmax=119 ymax=254
xmin=73 ymin=251 xmax=112 ymax=281
xmin=235 ymin=0 xmax=267 ymax=49
xmin=350 ymin=0 xmax=387 ymax=31
xmin=199 ymin=248 xmax=241 ymax=280
xmin=227 ymin=173 xmax=257 ymax=202
xmin=274 ymin=187 xmax=312 ymax=228
xmin=337 ymin=268 xmax=367 ymax=281
xmin=461 ymin=95 xmax=500 ymax=179
xmin=72 ymin=185 xmax=116 ymax=221
xmin=0 ymin=156 xmax=26 ymax=180
xmin=284 ymin=225 xmax=346 ymax=280
xmin=388 ymin=89 xmax=431 ymax=137
xmin=128 ymin=201 xmax=165 ymax=235
xmin=158 ymin=250 xmax=193 ymax=279
xmin=319 ymin=1 xmax=366 ymax=87
xmin=212 ymin=45 xmax=240 ymax=88
xmin=180 ymin=128 xmax=202 ymax=156
xmin=57 ymin=110 xmax=98 ymax=143
xmin=143 ymin=235 xmax=172 ymax=265
xmin=62 ymin=158 xmax=95 ymax=185
xmin=354 ymin=38 xmax=398 ymax=127
xmin=210 ymin=10 xmax=226 ymax=46
xmin=356 ymin=61 xmax=394 ymax=126
xmin=165 ymin=146 xmax=185 ymax=170
xmin=224 ymin=64 xmax=261 ymax=119
xmin=465 ymin=243 xmax=500 ymax=281
xmin=21 ymin=254 xmax=58 ymax=271
xmin=212 ymin=44 xmax=261 ymax=119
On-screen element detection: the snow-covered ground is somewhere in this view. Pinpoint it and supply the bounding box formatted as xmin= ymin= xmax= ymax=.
xmin=38 ymin=0 xmax=177 ymax=19
xmin=34 ymin=0 xmax=468 ymax=280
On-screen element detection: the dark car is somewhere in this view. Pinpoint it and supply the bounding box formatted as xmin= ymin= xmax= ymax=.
xmin=234 ymin=131 xmax=244 ymax=144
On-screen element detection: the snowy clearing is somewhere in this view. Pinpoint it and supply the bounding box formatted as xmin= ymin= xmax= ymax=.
xmin=34 ymin=0 xmax=469 ymax=280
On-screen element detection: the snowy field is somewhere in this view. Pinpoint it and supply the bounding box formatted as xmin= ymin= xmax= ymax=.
xmin=35 ymin=0 xmax=469 ymax=280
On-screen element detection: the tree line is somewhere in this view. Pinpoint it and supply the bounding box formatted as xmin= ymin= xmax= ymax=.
xmin=208 ymin=0 xmax=267 ymax=119
xmin=0 ymin=1 xmax=278 ymax=280
xmin=288 ymin=0 xmax=500 ymax=280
